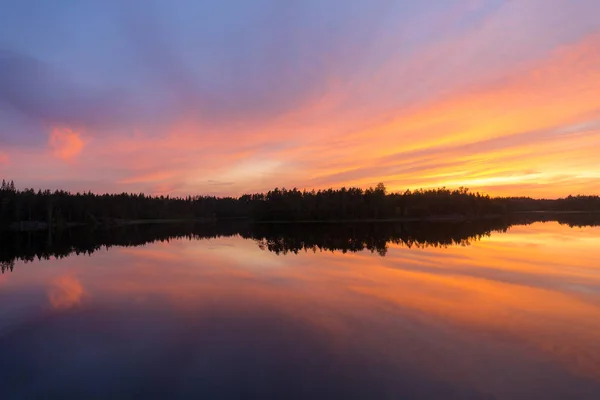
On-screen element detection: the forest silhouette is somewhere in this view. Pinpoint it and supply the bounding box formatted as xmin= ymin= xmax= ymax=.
xmin=2 ymin=179 xmax=600 ymax=230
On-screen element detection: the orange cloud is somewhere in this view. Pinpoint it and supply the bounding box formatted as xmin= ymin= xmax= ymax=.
xmin=0 ymin=153 xmax=9 ymax=166
xmin=279 ymin=31 xmax=600 ymax=197
xmin=49 ymin=127 xmax=84 ymax=160
xmin=48 ymin=275 xmax=85 ymax=309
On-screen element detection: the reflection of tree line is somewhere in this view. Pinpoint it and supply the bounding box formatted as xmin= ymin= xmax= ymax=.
xmin=2 ymin=215 xmax=599 ymax=273
xmin=508 ymin=212 xmax=600 ymax=228
xmin=246 ymin=220 xmax=511 ymax=256
xmin=0 ymin=223 xmax=240 ymax=273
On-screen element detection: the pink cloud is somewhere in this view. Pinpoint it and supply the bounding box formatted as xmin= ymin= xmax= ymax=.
xmin=0 ymin=153 xmax=9 ymax=166
xmin=49 ymin=127 xmax=84 ymax=161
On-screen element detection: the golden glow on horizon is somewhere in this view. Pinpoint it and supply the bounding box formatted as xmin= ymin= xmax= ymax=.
xmin=313 ymin=32 xmax=600 ymax=195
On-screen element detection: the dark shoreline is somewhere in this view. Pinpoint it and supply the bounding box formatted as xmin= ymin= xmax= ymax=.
xmin=4 ymin=210 xmax=600 ymax=232
xmin=4 ymin=215 xmax=498 ymax=231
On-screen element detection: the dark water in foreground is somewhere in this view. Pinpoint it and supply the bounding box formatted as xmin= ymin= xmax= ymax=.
xmin=1 ymin=221 xmax=600 ymax=399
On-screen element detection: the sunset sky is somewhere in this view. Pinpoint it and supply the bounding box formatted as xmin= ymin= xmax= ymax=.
xmin=1 ymin=0 xmax=600 ymax=198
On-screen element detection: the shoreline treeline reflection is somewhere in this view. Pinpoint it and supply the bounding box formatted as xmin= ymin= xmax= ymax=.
xmin=1 ymin=214 xmax=599 ymax=273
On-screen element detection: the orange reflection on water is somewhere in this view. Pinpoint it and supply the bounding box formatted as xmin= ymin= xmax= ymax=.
xmin=9 ymin=221 xmax=598 ymax=392
xmin=338 ymin=222 xmax=600 ymax=380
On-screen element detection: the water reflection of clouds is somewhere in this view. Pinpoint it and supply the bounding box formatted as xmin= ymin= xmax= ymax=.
xmin=48 ymin=275 xmax=85 ymax=310
xmin=2 ymin=222 xmax=600 ymax=397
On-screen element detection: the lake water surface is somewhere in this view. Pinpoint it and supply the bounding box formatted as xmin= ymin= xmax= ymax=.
xmin=1 ymin=221 xmax=600 ymax=399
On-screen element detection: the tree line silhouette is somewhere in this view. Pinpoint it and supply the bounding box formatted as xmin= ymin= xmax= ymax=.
xmin=2 ymin=179 xmax=600 ymax=231
xmin=3 ymin=215 xmax=598 ymax=273
xmin=241 ymin=185 xmax=507 ymax=221
xmin=0 ymin=179 xmax=234 ymax=228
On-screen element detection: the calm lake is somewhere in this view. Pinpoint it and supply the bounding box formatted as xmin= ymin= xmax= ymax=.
xmin=1 ymin=221 xmax=600 ymax=399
